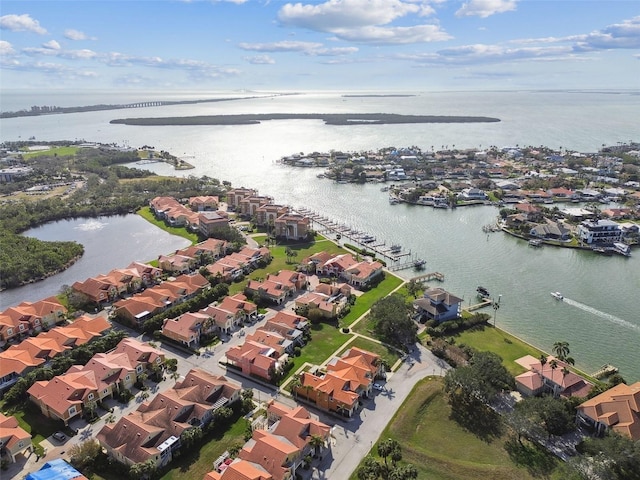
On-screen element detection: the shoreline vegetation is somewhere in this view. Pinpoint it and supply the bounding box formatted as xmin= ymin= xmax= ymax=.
xmin=109 ymin=113 xmax=501 ymax=126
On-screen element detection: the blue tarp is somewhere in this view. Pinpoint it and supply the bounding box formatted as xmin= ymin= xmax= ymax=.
xmin=25 ymin=458 xmax=85 ymax=480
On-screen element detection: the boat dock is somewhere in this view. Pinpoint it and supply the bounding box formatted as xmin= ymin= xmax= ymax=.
xmin=463 ymin=298 xmax=493 ymax=312
xmin=410 ymin=272 xmax=445 ymax=282
xmin=591 ymin=364 xmax=619 ymax=379
xmin=296 ymin=207 xmax=426 ymax=271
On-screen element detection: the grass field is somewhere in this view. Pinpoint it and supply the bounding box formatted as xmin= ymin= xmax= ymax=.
xmin=455 ymin=327 xmax=545 ymax=376
xmin=284 ymin=323 xmax=351 ymax=379
xmin=21 ymin=146 xmax=79 ymax=159
xmin=351 ymin=377 xmax=558 ymax=480
xmin=340 ymin=274 xmax=404 ymax=328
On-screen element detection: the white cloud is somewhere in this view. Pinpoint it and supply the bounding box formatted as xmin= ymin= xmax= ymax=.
xmin=64 ymin=29 xmax=94 ymax=41
xmin=333 ymin=24 xmax=451 ymax=44
xmin=279 ymin=0 xmax=420 ymax=30
xmin=245 ymin=55 xmax=276 ymax=64
xmin=0 ymin=14 xmax=47 ymax=34
xmin=238 ymin=41 xmax=324 ymax=52
xmin=456 ymin=0 xmax=517 ymax=18
xmin=278 ymin=0 xmax=448 ymax=44
xmin=0 ymin=40 xmax=16 ymax=55
xmin=574 ymin=16 xmax=640 ymax=51
xmin=43 ymin=40 xmax=61 ymax=50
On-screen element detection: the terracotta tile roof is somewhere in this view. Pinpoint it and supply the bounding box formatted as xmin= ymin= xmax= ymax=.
xmin=239 ymin=430 xmax=297 ymax=480
xmin=28 ymin=370 xmax=100 ymax=419
xmin=111 ymin=338 xmax=165 ymax=366
xmin=206 ymin=459 xmax=273 ymax=480
xmin=578 ymin=381 xmax=640 ymax=440
xmin=162 ymin=311 xmax=209 ymax=341
xmin=514 ymin=355 xmax=593 ymax=397
xmin=0 ymin=346 xmax=45 ymax=376
xmin=0 ymin=412 xmax=31 ymax=453
xmin=269 ymin=311 xmax=308 ymax=331
xmin=218 ymin=294 xmax=257 ymax=316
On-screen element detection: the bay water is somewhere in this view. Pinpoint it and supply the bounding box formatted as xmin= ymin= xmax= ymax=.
xmin=1 ymin=90 xmax=638 ymax=380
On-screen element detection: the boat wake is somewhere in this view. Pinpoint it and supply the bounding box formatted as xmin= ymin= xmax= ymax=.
xmin=562 ymin=298 xmax=640 ymax=333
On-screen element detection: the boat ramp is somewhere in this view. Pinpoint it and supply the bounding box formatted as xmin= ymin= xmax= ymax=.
xmin=295 ymin=207 xmax=426 ymax=271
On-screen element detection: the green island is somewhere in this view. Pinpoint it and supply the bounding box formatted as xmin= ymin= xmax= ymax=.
xmin=109 ymin=112 xmax=501 ymax=126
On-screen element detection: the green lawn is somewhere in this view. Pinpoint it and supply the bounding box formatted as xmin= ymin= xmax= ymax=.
xmin=160 ymin=418 xmax=247 ymax=480
xmin=455 ymin=327 xmax=544 ymax=376
xmin=22 ymin=146 xmax=79 ymax=159
xmin=340 ymin=274 xmax=404 ymax=328
xmin=336 ymin=336 xmax=402 ymax=370
xmin=284 ymin=323 xmax=352 ymax=380
xmin=351 ymin=377 xmax=558 ymax=480
xmin=0 ymin=401 xmax=63 ymax=447
xmin=137 ymin=207 xmax=200 ymax=245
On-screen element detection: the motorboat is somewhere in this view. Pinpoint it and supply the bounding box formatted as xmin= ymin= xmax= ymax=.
xmin=476 ymin=286 xmax=490 ymax=299
xmin=389 ymin=244 xmax=402 ymax=253
xmin=550 ymin=291 xmax=563 ymax=300
xmin=413 ymin=259 xmax=426 ymax=269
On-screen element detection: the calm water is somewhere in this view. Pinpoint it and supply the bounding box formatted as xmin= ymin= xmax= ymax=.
xmin=1 ymin=90 xmax=639 ymax=380
xmin=0 ymin=215 xmax=190 ymax=310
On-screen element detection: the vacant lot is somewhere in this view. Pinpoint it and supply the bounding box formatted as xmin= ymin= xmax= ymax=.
xmin=352 ymin=377 xmax=557 ymax=480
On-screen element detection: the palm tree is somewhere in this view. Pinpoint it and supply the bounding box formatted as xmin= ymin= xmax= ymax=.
xmin=288 ymin=375 xmax=302 ymax=399
xmin=552 ymin=341 xmax=570 ymax=362
xmin=549 ymin=359 xmax=559 ymax=372
xmin=308 ymin=434 xmax=325 ymax=455
xmin=539 ymin=355 xmax=548 ymax=369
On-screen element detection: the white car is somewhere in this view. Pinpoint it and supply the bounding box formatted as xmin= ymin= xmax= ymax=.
xmin=372 ymin=383 xmax=384 ymax=391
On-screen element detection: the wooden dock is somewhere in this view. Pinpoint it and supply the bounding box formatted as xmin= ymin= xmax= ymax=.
xmin=463 ymin=299 xmax=493 ymax=312
xmin=410 ymin=272 xmax=445 ymax=282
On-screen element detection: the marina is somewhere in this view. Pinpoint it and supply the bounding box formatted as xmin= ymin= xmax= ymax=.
xmin=295 ymin=207 xmax=426 ymax=271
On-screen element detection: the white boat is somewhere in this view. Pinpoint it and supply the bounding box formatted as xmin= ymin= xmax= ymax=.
xmin=550 ymin=291 xmax=563 ymax=300
xmin=613 ymin=242 xmax=631 ymax=257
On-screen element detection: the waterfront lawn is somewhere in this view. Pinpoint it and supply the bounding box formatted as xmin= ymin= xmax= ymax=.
xmin=336 ymin=336 xmax=401 ymax=370
xmin=455 ymin=327 xmax=543 ymax=376
xmin=340 ymin=274 xmax=404 ymax=328
xmin=350 ymin=377 xmax=555 ymax=480
xmin=137 ymin=206 xmax=200 ymax=244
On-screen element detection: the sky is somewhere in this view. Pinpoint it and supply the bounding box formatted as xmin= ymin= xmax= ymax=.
xmin=1 ymin=0 xmax=639 ymax=93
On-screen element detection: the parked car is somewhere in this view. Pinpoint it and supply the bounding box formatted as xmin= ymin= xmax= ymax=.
xmin=373 ymin=383 xmax=384 ymax=391
xmin=52 ymin=431 xmax=67 ymax=442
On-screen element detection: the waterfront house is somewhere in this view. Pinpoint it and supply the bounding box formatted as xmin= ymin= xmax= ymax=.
xmin=577 ymin=219 xmax=622 ymax=245
xmin=72 ymin=277 xmax=118 ymax=305
xmin=514 ymin=355 xmax=593 ymax=398
xmin=576 ymin=381 xmax=640 ymax=440
xmin=256 ymin=204 xmax=290 ymax=227
xmin=413 ymin=287 xmax=463 ymax=323
xmin=0 ymin=412 xmax=32 ymax=464
xmin=126 ymin=261 xmax=162 ymax=286
xmin=529 ymin=219 xmax=572 ymax=242
xmin=98 ymin=368 xmax=240 ymax=468
xmin=225 ymin=187 xmax=257 ymax=211
xmin=274 ymin=213 xmax=310 ymax=240
xmin=316 ymin=253 xmax=358 ymax=277
xmin=239 ymin=196 xmax=274 ymax=217
xmin=342 ymin=260 xmax=384 ymax=289
xmin=458 ymin=188 xmax=488 ymax=201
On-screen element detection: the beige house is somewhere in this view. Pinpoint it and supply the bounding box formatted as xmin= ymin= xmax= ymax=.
xmin=0 ymin=413 xmax=32 ymax=463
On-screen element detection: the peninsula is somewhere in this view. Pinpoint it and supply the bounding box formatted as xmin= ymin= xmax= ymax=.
xmin=109 ymin=112 xmax=501 ymax=126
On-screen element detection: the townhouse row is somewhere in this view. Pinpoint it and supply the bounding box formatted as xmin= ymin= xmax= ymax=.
xmin=26 ymin=337 xmax=165 ymax=425
xmin=0 ymin=314 xmax=111 ymax=394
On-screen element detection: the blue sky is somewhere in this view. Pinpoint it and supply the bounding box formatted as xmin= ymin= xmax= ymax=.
xmin=1 ymin=0 xmax=639 ymax=93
